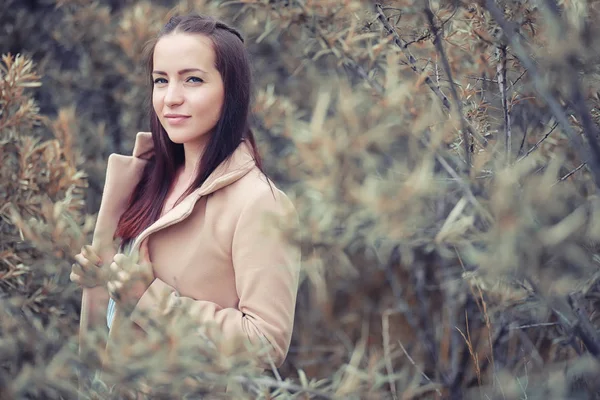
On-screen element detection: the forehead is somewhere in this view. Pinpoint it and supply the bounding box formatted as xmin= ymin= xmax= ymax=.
xmin=153 ymin=33 xmax=217 ymax=72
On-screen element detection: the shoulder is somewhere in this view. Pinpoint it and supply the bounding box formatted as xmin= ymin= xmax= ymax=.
xmin=221 ymin=167 xmax=297 ymax=219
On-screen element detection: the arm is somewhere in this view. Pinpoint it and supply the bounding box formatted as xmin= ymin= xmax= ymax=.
xmin=129 ymin=188 xmax=301 ymax=368
xmin=79 ymin=150 xmax=150 ymax=348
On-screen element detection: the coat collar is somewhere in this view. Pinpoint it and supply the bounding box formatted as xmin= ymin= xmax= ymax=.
xmin=127 ymin=132 xmax=257 ymax=251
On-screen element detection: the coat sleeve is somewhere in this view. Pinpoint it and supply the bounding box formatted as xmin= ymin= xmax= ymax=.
xmin=79 ymin=133 xmax=152 ymax=351
xmin=129 ymin=187 xmax=301 ymax=368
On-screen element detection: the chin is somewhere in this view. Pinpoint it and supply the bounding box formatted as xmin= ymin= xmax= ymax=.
xmin=165 ymin=130 xmax=211 ymax=145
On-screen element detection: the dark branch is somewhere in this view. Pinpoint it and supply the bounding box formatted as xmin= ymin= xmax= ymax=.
xmin=484 ymin=0 xmax=600 ymax=190
xmin=423 ymin=4 xmax=472 ymax=169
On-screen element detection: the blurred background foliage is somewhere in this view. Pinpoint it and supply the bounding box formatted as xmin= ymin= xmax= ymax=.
xmin=2 ymin=0 xmax=600 ymax=398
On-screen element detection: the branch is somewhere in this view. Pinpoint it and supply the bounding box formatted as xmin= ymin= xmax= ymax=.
xmin=554 ymin=162 xmax=586 ymax=184
xmin=567 ymin=294 xmax=600 ymax=358
xmin=525 ymin=277 xmax=600 ymax=360
xmin=374 ymin=3 xmax=450 ymax=110
xmin=484 ymin=0 xmax=600 ymax=189
xmin=517 ymin=122 xmax=558 ymax=161
xmin=296 ymin=0 xmax=385 ymax=95
xmin=375 ymin=3 xmax=488 ymax=160
xmin=423 ymin=4 xmax=472 ymax=169
xmin=497 ymin=45 xmax=512 ymax=162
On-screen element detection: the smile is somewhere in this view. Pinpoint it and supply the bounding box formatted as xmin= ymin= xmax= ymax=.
xmin=165 ymin=115 xmax=191 ymax=125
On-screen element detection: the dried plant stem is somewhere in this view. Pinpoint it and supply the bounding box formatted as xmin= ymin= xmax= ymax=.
xmin=374 ymin=3 xmax=450 ymax=110
xmin=382 ymin=310 xmax=399 ymax=400
xmin=497 ymin=45 xmax=512 ymax=163
xmin=456 ymin=312 xmax=481 ymax=386
xmin=229 ymin=374 xmax=336 ymax=399
xmin=397 ymin=339 xmax=435 ymax=385
xmin=526 ymin=277 xmax=600 ymax=359
xmin=517 ymin=122 xmax=558 ymax=161
xmin=554 ymin=162 xmax=586 ymax=184
xmin=541 ymin=0 xmax=600 ymax=181
xmin=568 ymin=294 xmax=600 ymax=358
xmin=296 ymin=0 xmax=385 ymax=94
xmin=432 ymin=148 xmax=493 ymax=223
xmin=376 ymin=3 xmax=488 ymax=157
xmin=484 ymin=0 xmax=600 ymax=189
xmin=423 ymin=4 xmax=472 ymax=169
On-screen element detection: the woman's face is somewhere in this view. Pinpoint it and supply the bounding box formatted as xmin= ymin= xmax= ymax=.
xmin=152 ymin=33 xmax=225 ymax=147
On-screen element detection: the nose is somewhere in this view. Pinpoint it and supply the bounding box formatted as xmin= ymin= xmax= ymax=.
xmin=164 ymin=82 xmax=184 ymax=107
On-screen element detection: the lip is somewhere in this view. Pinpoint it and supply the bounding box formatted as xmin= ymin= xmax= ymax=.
xmin=164 ymin=114 xmax=191 ymax=125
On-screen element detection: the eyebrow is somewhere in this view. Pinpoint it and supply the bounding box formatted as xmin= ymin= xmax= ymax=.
xmin=152 ymin=68 xmax=207 ymax=75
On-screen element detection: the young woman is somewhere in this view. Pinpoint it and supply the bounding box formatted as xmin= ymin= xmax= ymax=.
xmin=70 ymin=13 xmax=301 ymax=391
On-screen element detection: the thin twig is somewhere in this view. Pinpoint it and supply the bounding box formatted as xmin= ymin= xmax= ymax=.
xmin=397 ymin=339 xmax=434 ymax=384
xmin=455 ymin=316 xmax=481 ymax=386
xmin=554 ymin=162 xmax=586 ymax=184
xmin=517 ymin=126 xmax=528 ymax=157
xmin=526 ymin=277 xmax=600 ymax=360
xmin=375 ymin=3 xmax=488 ymax=155
xmin=568 ymin=294 xmax=600 ymax=357
xmin=382 ymin=310 xmax=399 ymax=400
xmin=497 ymin=45 xmax=512 ymax=162
xmin=432 ymin=148 xmax=493 ymax=223
xmin=517 ymin=122 xmax=558 ymax=161
xmin=231 ymin=374 xmax=335 ymax=399
xmin=423 ymin=3 xmax=472 ymax=168
xmin=508 ymin=322 xmax=560 ymax=330
xmin=484 ymin=0 xmax=600 ymax=189
xmin=297 ymin=0 xmax=385 ymax=95
xmin=374 ymin=3 xmax=450 ymax=110
xmin=508 ymin=69 xmax=527 ymax=92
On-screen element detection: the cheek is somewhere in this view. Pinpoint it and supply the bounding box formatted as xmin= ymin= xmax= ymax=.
xmin=152 ymin=91 xmax=162 ymax=113
xmin=190 ymin=91 xmax=223 ymax=116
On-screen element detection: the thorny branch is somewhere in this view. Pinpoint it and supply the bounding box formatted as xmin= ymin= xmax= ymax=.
xmin=555 ymin=162 xmax=586 ymax=184
xmin=484 ymin=0 xmax=600 ymax=190
xmin=567 ymin=294 xmax=600 ymax=357
xmin=517 ymin=122 xmax=558 ymax=161
xmin=423 ymin=3 xmax=472 ymax=169
xmin=525 ymin=276 xmax=600 ymax=360
xmin=374 ymin=3 xmax=451 ymax=110
xmin=497 ymin=45 xmax=512 ymax=162
xmin=295 ymin=0 xmax=385 ymax=94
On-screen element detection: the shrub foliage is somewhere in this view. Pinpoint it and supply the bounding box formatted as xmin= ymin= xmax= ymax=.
xmin=2 ymin=0 xmax=600 ymax=398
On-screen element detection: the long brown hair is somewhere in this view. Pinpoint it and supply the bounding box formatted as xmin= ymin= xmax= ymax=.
xmin=115 ymin=14 xmax=266 ymax=244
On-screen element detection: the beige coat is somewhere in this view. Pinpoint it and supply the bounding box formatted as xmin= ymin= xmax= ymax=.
xmin=80 ymin=132 xmax=300 ymax=386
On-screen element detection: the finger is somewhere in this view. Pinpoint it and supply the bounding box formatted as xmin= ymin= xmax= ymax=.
xmin=110 ymin=261 xmax=119 ymax=273
xmin=71 ymin=261 xmax=85 ymax=276
xmin=107 ymin=280 xmax=123 ymax=298
xmin=117 ymin=270 xmax=129 ymax=282
xmin=69 ymin=271 xmax=81 ymax=284
xmin=113 ymin=253 xmax=127 ymax=266
xmin=74 ymin=253 xmax=94 ymax=272
xmin=107 ymin=281 xmax=116 ymax=299
xmin=71 ymin=262 xmax=97 ymax=284
xmin=70 ymin=270 xmax=95 ymax=288
xmin=82 ymin=245 xmax=102 ymax=266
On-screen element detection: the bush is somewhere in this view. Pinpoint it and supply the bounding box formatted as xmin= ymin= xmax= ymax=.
xmin=2 ymin=0 xmax=600 ymax=398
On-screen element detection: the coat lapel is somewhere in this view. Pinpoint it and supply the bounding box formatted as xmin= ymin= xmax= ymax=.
xmin=99 ymin=132 xmax=257 ymax=377
xmin=129 ymin=138 xmax=257 ymax=253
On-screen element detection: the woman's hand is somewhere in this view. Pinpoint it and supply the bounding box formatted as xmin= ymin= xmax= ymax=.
xmin=70 ymin=245 xmax=109 ymax=288
xmin=107 ymin=245 xmax=154 ymax=313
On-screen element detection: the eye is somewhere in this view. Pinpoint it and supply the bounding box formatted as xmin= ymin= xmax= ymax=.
xmin=153 ymin=77 xmax=167 ymax=84
xmin=187 ymin=76 xmax=204 ymax=83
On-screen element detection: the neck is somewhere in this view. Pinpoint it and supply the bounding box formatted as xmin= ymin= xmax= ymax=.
xmin=180 ymin=135 xmax=210 ymax=180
